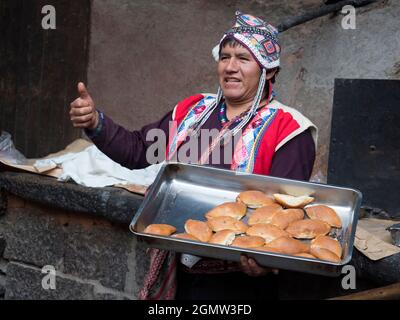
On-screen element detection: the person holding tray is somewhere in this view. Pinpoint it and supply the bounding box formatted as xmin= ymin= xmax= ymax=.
xmin=69 ymin=11 xmax=317 ymax=300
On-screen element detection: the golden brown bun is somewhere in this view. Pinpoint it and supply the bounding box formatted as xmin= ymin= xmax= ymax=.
xmin=305 ymin=205 xmax=342 ymax=228
xmin=311 ymin=235 xmax=342 ymax=258
xmin=207 ymin=216 xmax=248 ymax=234
xmin=236 ymin=190 xmax=276 ymax=208
xmin=205 ymin=202 xmax=247 ymax=220
xmin=273 ymin=193 xmax=314 ymax=208
xmin=286 ymin=219 xmax=331 ymax=239
xmin=171 ymin=233 xmax=200 ymax=241
xmin=246 ymin=223 xmax=290 ymax=243
xmin=256 ymin=246 xmax=284 ymax=254
xmin=264 ymin=236 xmax=310 ymax=255
xmin=247 ymin=204 xmax=283 ymax=226
xmin=310 ymin=247 xmax=341 ymax=263
xmin=209 ymin=230 xmax=236 ymax=246
xmin=294 ymin=252 xmax=317 ymax=259
xmin=271 ymin=209 xmax=305 ymax=230
xmin=231 ymin=235 xmax=265 ymax=248
xmin=143 ymin=224 xmax=176 ymax=236
xmin=184 ymin=219 xmax=213 ymax=242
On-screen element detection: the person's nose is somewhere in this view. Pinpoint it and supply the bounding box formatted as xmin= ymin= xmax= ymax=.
xmin=225 ymin=57 xmax=239 ymax=73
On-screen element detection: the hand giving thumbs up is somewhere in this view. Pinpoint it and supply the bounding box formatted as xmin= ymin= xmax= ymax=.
xmin=69 ymin=82 xmax=98 ymax=129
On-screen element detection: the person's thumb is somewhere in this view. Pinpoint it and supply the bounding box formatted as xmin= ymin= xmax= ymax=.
xmin=78 ymin=82 xmax=90 ymax=99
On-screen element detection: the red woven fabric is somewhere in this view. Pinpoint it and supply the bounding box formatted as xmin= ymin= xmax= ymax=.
xmin=138 ymin=249 xmax=177 ymax=300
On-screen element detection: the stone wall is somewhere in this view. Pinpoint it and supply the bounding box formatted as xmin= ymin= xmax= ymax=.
xmin=0 ymin=173 xmax=147 ymax=300
xmin=0 ymin=194 xmax=143 ymax=299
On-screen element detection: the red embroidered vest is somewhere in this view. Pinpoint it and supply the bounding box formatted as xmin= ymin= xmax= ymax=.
xmin=166 ymin=94 xmax=317 ymax=176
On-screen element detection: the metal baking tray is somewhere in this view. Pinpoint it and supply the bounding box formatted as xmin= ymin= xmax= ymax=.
xmin=130 ymin=162 xmax=362 ymax=277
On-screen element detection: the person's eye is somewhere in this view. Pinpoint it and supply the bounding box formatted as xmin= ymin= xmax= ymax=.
xmin=220 ymin=56 xmax=229 ymax=61
xmin=240 ymin=57 xmax=249 ymax=61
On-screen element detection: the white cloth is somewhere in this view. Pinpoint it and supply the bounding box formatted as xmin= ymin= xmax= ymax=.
xmin=34 ymin=145 xmax=164 ymax=188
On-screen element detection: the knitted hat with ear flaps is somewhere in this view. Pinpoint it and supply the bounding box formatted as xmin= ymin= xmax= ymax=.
xmin=212 ymin=11 xmax=281 ymax=70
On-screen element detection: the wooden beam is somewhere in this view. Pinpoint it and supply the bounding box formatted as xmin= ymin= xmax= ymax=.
xmin=329 ymin=282 xmax=400 ymax=300
xmin=278 ymin=0 xmax=378 ymax=32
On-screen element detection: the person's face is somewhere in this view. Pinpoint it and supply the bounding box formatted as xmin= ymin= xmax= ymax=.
xmin=218 ymin=43 xmax=262 ymax=103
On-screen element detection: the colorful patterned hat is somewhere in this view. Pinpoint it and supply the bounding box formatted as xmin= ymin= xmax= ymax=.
xmin=212 ymin=11 xmax=280 ymax=69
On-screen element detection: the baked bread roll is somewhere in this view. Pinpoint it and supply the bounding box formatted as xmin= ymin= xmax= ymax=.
xmin=143 ymin=224 xmax=176 ymax=236
xmin=286 ymin=219 xmax=331 ymax=239
xmin=294 ymin=252 xmax=317 ymax=259
xmin=273 ymin=193 xmax=314 ymax=208
xmin=231 ymin=235 xmax=265 ymax=248
xmin=184 ymin=219 xmax=213 ymax=242
xmin=205 ymin=202 xmax=247 ymax=220
xmin=209 ymin=230 xmax=236 ymax=246
xmin=248 ymin=204 xmax=283 ymax=226
xmin=236 ymin=190 xmax=276 ymax=208
xmin=271 ymin=209 xmax=305 ymax=230
xmin=263 ymin=236 xmax=310 ymax=255
xmin=310 ymin=247 xmax=341 ymax=263
xmin=311 ymin=235 xmax=342 ymax=258
xmin=207 ymin=216 xmax=248 ymax=234
xmin=246 ymin=223 xmax=290 ymax=243
xmin=171 ymin=233 xmax=200 ymax=241
xmin=256 ymin=246 xmax=284 ymax=254
xmin=305 ymin=205 xmax=342 ymax=228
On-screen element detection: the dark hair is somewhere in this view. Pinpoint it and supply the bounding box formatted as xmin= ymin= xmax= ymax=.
xmin=219 ymin=37 xmax=280 ymax=84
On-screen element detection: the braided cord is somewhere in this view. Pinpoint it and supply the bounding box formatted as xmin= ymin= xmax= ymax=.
xmin=189 ymin=87 xmax=223 ymax=138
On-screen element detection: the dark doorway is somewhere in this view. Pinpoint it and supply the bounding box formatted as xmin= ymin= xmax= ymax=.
xmin=0 ymin=0 xmax=91 ymax=158
xmin=328 ymin=79 xmax=400 ymax=218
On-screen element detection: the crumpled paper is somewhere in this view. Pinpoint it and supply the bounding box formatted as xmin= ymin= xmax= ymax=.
xmin=355 ymin=218 xmax=400 ymax=261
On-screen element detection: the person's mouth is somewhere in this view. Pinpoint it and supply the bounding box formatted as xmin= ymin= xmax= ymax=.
xmin=224 ymin=77 xmax=241 ymax=84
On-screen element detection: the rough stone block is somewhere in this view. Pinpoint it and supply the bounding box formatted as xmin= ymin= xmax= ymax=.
xmin=352 ymin=250 xmax=400 ymax=285
xmin=93 ymin=292 xmax=132 ymax=300
xmin=0 ymin=208 xmax=65 ymax=267
xmin=0 ymin=172 xmax=143 ymax=225
xmin=134 ymin=241 xmax=150 ymax=297
xmin=6 ymin=194 xmax=25 ymax=209
xmin=0 ymin=236 xmax=5 ymax=256
xmin=63 ymin=222 xmax=135 ymax=292
xmin=5 ymin=262 xmax=95 ymax=300
xmin=0 ymin=189 xmax=6 ymax=217
xmin=0 ymin=274 xmax=5 ymax=297
xmin=0 ymin=258 xmax=7 ymax=274
xmin=0 ymin=200 xmax=142 ymax=295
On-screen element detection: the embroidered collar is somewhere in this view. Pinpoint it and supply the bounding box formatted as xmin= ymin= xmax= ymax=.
xmin=218 ymin=89 xmax=276 ymax=126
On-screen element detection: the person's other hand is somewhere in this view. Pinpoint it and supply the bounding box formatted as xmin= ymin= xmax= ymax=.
xmin=69 ymin=82 xmax=98 ymax=129
xmin=240 ymin=254 xmax=279 ymax=277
